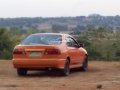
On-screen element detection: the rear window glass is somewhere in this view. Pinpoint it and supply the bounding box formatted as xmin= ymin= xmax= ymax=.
xmin=20 ymin=34 xmax=62 ymax=45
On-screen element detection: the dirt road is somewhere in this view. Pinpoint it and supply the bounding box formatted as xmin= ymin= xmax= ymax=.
xmin=0 ymin=60 xmax=120 ymax=90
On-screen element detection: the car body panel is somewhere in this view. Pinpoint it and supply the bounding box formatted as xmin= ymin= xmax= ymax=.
xmin=12 ymin=33 xmax=87 ymax=70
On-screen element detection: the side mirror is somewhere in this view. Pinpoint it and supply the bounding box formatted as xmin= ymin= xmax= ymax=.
xmin=79 ymin=43 xmax=84 ymax=47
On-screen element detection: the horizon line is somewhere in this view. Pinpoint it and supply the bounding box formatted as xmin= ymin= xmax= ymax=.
xmin=0 ymin=14 xmax=120 ymax=19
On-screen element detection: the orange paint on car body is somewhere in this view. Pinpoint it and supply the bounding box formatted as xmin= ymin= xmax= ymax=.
xmin=12 ymin=33 xmax=88 ymax=76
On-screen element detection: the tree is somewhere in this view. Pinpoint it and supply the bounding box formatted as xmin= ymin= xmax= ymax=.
xmin=0 ymin=28 xmax=17 ymax=59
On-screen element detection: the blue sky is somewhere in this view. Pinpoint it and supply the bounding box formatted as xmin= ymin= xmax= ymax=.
xmin=0 ymin=0 xmax=120 ymax=18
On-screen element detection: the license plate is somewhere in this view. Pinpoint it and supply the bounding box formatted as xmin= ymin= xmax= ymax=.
xmin=29 ymin=52 xmax=42 ymax=57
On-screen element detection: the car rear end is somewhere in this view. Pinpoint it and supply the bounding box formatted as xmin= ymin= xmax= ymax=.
xmin=12 ymin=33 xmax=66 ymax=70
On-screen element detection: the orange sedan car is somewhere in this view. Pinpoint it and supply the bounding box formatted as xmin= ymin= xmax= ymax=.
xmin=12 ymin=33 xmax=88 ymax=76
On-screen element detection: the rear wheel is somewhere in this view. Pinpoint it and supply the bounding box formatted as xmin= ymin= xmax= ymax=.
xmin=81 ymin=55 xmax=88 ymax=71
xmin=17 ymin=68 xmax=27 ymax=76
xmin=62 ymin=58 xmax=70 ymax=76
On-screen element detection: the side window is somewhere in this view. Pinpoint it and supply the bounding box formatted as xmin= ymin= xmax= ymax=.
xmin=66 ymin=37 xmax=78 ymax=47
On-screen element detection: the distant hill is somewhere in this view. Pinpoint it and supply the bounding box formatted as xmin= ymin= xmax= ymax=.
xmin=0 ymin=14 xmax=120 ymax=33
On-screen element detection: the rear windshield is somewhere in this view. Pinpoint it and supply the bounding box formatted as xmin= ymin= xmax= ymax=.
xmin=20 ymin=34 xmax=62 ymax=45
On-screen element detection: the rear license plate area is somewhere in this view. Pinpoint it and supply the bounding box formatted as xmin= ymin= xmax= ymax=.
xmin=29 ymin=52 xmax=42 ymax=57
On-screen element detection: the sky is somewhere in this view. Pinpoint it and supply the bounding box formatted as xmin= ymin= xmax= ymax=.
xmin=0 ymin=0 xmax=120 ymax=18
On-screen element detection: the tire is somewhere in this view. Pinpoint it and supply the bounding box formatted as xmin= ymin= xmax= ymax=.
xmin=17 ymin=68 xmax=27 ymax=76
xmin=62 ymin=58 xmax=70 ymax=76
xmin=81 ymin=55 xmax=88 ymax=71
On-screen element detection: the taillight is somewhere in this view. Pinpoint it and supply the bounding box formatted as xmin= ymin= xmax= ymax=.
xmin=44 ymin=49 xmax=61 ymax=55
xmin=13 ymin=48 xmax=26 ymax=55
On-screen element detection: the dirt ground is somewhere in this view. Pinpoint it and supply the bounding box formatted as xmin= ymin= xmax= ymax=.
xmin=0 ymin=60 xmax=120 ymax=90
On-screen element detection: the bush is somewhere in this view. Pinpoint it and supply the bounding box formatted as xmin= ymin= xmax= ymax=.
xmin=76 ymin=27 xmax=120 ymax=61
xmin=0 ymin=28 xmax=22 ymax=59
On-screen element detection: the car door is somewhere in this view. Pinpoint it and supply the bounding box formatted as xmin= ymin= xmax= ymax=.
xmin=66 ymin=36 xmax=80 ymax=64
xmin=72 ymin=38 xmax=85 ymax=63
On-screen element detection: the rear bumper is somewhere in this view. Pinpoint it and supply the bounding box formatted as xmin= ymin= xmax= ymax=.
xmin=12 ymin=59 xmax=66 ymax=69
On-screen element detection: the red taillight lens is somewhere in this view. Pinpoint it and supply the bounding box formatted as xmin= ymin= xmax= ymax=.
xmin=44 ymin=49 xmax=61 ymax=55
xmin=13 ymin=48 xmax=25 ymax=55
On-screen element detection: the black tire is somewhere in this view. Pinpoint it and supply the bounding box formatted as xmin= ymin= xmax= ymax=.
xmin=17 ymin=68 xmax=27 ymax=76
xmin=81 ymin=55 xmax=88 ymax=71
xmin=62 ymin=58 xmax=70 ymax=76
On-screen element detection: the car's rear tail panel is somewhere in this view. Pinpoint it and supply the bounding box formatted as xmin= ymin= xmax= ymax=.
xmin=13 ymin=45 xmax=66 ymax=69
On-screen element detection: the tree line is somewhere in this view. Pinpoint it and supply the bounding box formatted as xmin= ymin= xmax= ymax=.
xmin=0 ymin=14 xmax=120 ymax=33
xmin=0 ymin=27 xmax=120 ymax=61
